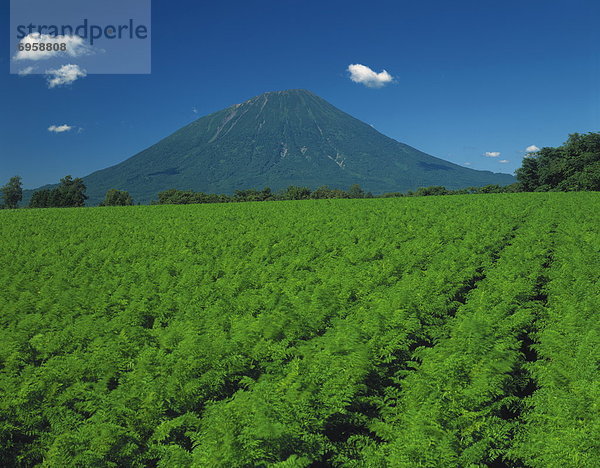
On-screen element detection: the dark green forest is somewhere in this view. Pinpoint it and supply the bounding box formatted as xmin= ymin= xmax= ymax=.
xmin=516 ymin=132 xmax=600 ymax=191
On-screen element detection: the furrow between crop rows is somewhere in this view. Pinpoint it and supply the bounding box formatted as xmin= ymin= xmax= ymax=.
xmin=364 ymin=205 xmax=556 ymax=467
xmin=509 ymin=198 xmax=600 ymax=468
xmin=190 ymin=200 xmax=530 ymax=466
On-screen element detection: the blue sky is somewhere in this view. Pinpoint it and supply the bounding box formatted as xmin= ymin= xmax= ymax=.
xmin=1 ymin=0 xmax=598 ymax=189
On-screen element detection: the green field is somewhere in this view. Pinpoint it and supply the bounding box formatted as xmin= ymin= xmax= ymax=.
xmin=1 ymin=193 xmax=598 ymax=467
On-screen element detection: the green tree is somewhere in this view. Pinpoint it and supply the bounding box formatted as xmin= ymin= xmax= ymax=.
xmin=516 ymin=157 xmax=539 ymax=191
xmin=1 ymin=176 xmax=23 ymax=209
xmin=283 ymin=186 xmax=312 ymax=200
xmin=55 ymin=175 xmax=88 ymax=207
xmin=414 ymin=186 xmax=448 ymax=196
xmin=28 ymin=176 xmax=88 ymax=208
xmin=29 ymin=189 xmax=52 ymax=208
xmin=260 ymin=187 xmax=274 ymax=201
xmin=347 ymin=184 xmax=365 ymax=199
xmin=477 ymin=184 xmax=504 ymax=194
xmin=516 ymin=133 xmax=600 ymax=192
xmin=100 ymin=189 xmax=134 ymax=206
xmin=311 ymin=186 xmax=349 ymax=199
xmin=233 ymin=188 xmax=274 ymax=202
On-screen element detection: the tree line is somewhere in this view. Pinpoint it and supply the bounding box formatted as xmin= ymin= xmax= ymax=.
xmin=154 ymin=183 xmax=524 ymax=205
xmin=154 ymin=184 xmax=372 ymax=204
xmin=516 ymin=132 xmax=600 ymax=191
xmin=0 ymin=176 xmax=133 ymax=209
xmin=2 ymin=131 xmax=598 ymax=209
xmin=29 ymin=176 xmax=88 ymax=208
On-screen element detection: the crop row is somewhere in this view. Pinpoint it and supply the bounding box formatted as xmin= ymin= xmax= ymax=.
xmin=367 ymin=202 xmax=556 ymax=467
xmin=511 ymin=194 xmax=600 ymax=467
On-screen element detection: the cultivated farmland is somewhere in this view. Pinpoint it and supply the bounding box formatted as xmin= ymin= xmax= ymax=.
xmin=0 ymin=193 xmax=598 ymax=467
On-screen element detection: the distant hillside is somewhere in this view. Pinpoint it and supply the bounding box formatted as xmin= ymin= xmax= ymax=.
xmin=28 ymin=89 xmax=515 ymax=205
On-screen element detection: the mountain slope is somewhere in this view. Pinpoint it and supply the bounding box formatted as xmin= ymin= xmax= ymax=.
xmin=42 ymin=90 xmax=516 ymax=204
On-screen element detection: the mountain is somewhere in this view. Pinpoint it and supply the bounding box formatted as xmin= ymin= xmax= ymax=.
xmin=34 ymin=89 xmax=516 ymax=205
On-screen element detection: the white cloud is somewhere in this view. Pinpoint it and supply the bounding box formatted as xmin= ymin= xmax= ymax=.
xmin=526 ymin=145 xmax=540 ymax=153
xmin=17 ymin=66 xmax=36 ymax=76
xmin=192 ymin=107 xmax=198 ymax=114
xmin=463 ymin=162 xmax=472 ymax=166
xmin=348 ymin=64 xmax=394 ymax=88
xmin=499 ymin=159 xmax=510 ymax=163
xmin=484 ymin=151 xmax=501 ymax=158
xmin=48 ymin=124 xmax=73 ymax=133
xmin=46 ymin=64 xmax=87 ymax=88
xmin=13 ymin=33 xmax=92 ymax=61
